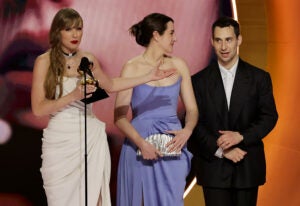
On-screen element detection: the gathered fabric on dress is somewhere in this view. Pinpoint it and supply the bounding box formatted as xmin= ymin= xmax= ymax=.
xmin=41 ymin=77 xmax=111 ymax=206
xmin=117 ymin=78 xmax=192 ymax=206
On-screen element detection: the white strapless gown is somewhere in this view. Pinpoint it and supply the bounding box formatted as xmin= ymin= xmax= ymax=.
xmin=41 ymin=77 xmax=111 ymax=206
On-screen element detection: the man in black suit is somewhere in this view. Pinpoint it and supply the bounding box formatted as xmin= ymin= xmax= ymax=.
xmin=189 ymin=17 xmax=278 ymax=206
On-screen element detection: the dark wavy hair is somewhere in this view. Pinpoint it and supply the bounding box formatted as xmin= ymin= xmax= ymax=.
xmin=212 ymin=16 xmax=240 ymax=38
xmin=129 ymin=13 xmax=173 ymax=47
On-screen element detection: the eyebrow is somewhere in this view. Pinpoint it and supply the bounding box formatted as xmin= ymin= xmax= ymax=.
xmin=214 ymin=36 xmax=233 ymax=40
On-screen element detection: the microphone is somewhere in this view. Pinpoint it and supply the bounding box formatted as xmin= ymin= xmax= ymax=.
xmin=78 ymin=57 xmax=109 ymax=104
xmin=78 ymin=57 xmax=94 ymax=80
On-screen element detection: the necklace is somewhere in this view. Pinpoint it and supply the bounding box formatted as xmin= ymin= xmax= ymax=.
xmin=62 ymin=50 xmax=77 ymax=69
xmin=66 ymin=59 xmax=78 ymax=70
xmin=62 ymin=50 xmax=77 ymax=57
xmin=142 ymin=54 xmax=164 ymax=68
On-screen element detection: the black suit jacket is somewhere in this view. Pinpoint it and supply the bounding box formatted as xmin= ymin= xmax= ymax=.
xmin=189 ymin=58 xmax=278 ymax=188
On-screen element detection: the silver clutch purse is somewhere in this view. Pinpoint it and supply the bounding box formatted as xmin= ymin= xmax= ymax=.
xmin=137 ymin=134 xmax=181 ymax=157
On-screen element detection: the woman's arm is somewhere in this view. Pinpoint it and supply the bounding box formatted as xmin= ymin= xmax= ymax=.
xmin=178 ymin=58 xmax=199 ymax=133
xmin=166 ymin=57 xmax=199 ymax=152
xmin=89 ymin=54 xmax=175 ymax=93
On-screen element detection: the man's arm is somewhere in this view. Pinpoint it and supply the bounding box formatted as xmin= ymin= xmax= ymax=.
xmin=188 ymin=74 xmax=219 ymax=160
xmin=240 ymin=72 xmax=278 ymax=146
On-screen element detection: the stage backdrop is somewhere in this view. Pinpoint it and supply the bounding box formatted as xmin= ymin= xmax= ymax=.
xmin=0 ymin=0 xmax=228 ymax=205
xmin=6 ymin=1 xmax=297 ymax=206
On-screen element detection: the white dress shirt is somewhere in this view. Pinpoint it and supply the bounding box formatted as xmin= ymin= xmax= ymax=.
xmin=215 ymin=59 xmax=239 ymax=158
xmin=219 ymin=60 xmax=238 ymax=109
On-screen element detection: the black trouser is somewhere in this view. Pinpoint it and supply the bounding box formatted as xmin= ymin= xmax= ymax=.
xmin=203 ymin=186 xmax=258 ymax=206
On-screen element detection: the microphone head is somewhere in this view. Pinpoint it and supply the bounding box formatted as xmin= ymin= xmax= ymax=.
xmin=79 ymin=57 xmax=90 ymax=71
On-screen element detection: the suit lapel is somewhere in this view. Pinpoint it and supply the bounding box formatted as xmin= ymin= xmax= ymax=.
xmin=208 ymin=63 xmax=229 ymax=129
xmin=229 ymin=60 xmax=250 ymax=128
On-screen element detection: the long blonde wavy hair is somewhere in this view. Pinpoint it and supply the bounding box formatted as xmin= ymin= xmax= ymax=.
xmin=44 ymin=8 xmax=83 ymax=99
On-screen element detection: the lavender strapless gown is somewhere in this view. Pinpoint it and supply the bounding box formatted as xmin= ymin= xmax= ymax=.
xmin=117 ymin=78 xmax=192 ymax=206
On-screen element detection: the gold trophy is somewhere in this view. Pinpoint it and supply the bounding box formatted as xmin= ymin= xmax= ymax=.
xmin=77 ymin=67 xmax=98 ymax=85
xmin=78 ymin=57 xmax=109 ymax=104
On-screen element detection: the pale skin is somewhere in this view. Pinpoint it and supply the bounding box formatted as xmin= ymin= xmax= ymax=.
xmin=211 ymin=25 xmax=247 ymax=163
xmin=114 ymin=21 xmax=198 ymax=160
xmin=31 ymin=24 xmax=175 ymax=117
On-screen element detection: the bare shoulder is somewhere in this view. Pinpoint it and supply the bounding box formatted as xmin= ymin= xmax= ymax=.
xmin=32 ymin=52 xmax=51 ymax=81
xmin=168 ymin=56 xmax=190 ymax=75
xmin=34 ymin=51 xmax=50 ymax=68
xmin=170 ymin=56 xmax=188 ymax=67
xmin=121 ymin=55 xmax=144 ymax=77
xmin=36 ymin=51 xmax=50 ymax=62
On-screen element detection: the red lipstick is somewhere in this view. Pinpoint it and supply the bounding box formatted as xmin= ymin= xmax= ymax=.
xmin=71 ymin=40 xmax=78 ymax=44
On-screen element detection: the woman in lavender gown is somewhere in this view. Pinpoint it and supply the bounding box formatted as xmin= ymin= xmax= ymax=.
xmin=114 ymin=13 xmax=198 ymax=206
